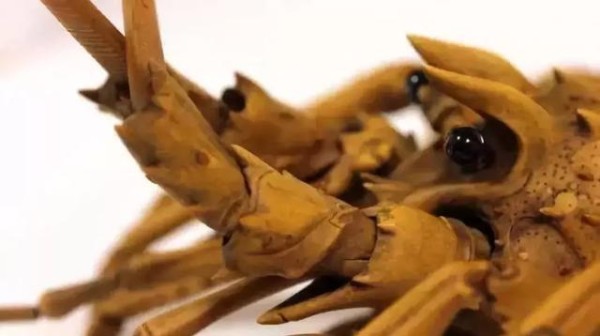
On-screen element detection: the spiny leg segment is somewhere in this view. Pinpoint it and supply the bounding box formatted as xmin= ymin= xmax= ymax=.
xmin=0 ymin=235 xmax=228 ymax=321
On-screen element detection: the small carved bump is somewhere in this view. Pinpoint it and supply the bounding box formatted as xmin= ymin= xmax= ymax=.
xmin=194 ymin=151 xmax=210 ymax=165
xmin=539 ymin=192 xmax=578 ymax=218
xmin=496 ymin=264 xmax=519 ymax=280
xmin=576 ymin=109 xmax=600 ymax=137
xmin=376 ymin=221 xmax=396 ymax=234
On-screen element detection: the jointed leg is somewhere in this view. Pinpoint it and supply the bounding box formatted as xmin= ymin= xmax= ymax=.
xmin=87 ymin=193 xmax=198 ymax=335
xmin=135 ymin=276 xmax=299 ymax=336
xmin=97 ymin=272 xmax=240 ymax=318
xmin=98 ymin=193 xmax=195 ymax=275
xmin=355 ymin=261 xmax=490 ymax=336
xmin=0 ymin=236 xmax=224 ymax=321
xmin=86 ymin=270 xmax=240 ymax=336
xmin=516 ymin=262 xmax=600 ymax=336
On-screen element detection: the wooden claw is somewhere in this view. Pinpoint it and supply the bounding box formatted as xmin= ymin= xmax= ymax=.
xmin=134 ymin=277 xmax=297 ymax=336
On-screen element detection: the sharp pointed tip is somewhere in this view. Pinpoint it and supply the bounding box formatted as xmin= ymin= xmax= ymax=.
xmin=234 ymin=72 xmax=262 ymax=93
xmin=422 ymin=64 xmax=486 ymax=93
xmin=552 ymin=68 xmax=566 ymax=83
xmin=78 ymin=89 xmax=100 ymax=102
xmin=234 ymin=71 xmax=252 ymax=84
xmin=405 ymin=33 xmax=418 ymax=42
xmin=230 ymin=144 xmax=274 ymax=171
xmin=576 ymin=108 xmax=600 ymax=137
xmin=406 ymin=33 xmax=426 ymax=42
xmin=407 ymin=34 xmax=441 ymax=51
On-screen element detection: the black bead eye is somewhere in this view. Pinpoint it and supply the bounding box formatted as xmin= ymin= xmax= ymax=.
xmin=221 ymin=88 xmax=246 ymax=112
xmin=444 ymin=127 xmax=494 ymax=173
xmin=405 ymin=70 xmax=429 ymax=104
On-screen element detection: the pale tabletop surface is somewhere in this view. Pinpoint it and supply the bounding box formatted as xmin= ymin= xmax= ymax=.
xmin=2 ymin=0 xmax=600 ymax=335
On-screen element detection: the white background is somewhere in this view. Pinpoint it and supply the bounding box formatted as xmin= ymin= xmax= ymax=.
xmin=2 ymin=1 xmax=600 ymax=335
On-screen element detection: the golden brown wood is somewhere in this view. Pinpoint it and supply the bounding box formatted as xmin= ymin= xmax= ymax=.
xmin=355 ymin=261 xmax=489 ymax=336
xmin=88 ymin=196 xmax=197 ymax=336
xmin=7 ymin=2 xmax=600 ymax=335
xmin=98 ymin=194 xmax=195 ymax=274
xmin=123 ymin=0 xmax=165 ymax=110
xmin=0 ymin=306 xmax=38 ymax=321
xmin=577 ymin=108 xmax=600 ymax=139
xmin=517 ymin=262 xmax=600 ymax=336
xmin=97 ymin=272 xmax=240 ymax=318
xmin=41 ymin=0 xmax=127 ymax=79
xmin=408 ymin=35 xmax=535 ymax=94
xmin=3 ymin=237 xmax=225 ymax=322
xmin=135 ymin=277 xmax=297 ymax=336
xmin=306 ymin=63 xmax=421 ymax=126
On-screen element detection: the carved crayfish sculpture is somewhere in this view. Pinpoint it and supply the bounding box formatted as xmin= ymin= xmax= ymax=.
xmin=2 ymin=1 xmax=600 ymax=336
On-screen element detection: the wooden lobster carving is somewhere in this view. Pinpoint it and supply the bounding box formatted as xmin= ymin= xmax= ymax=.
xmin=1 ymin=1 xmax=599 ymax=336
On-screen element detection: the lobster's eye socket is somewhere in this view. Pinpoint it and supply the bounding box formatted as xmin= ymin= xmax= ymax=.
xmin=444 ymin=127 xmax=494 ymax=173
xmin=221 ymin=88 xmax=246 ymax=112
xmin=405 ymin=70 xmax=429 ymax=104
